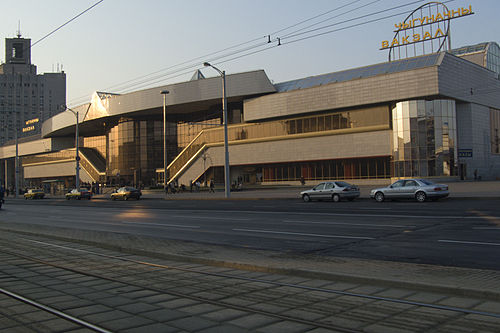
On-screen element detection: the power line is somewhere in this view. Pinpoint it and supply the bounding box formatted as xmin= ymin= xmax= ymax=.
xmin=31 ymin=0 xmax=105 ymax=48
xmin=282 ymin=0 xmax=430 ymax=40
xmin=68 ymin=1 xmax=376 ymax=104
xmin=69 ymin=0 xmax=450 ymax=104
xmin=280 ymin=0 xmax=383 ymax=38
xmin=99 ymin=1 xmax=368 ymax=95
xmin=269 ymin=0 xmax=366 ymax=36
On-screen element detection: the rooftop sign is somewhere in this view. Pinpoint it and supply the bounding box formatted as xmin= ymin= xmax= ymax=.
xmin=380 ymin=2 xmax=474 ymax=61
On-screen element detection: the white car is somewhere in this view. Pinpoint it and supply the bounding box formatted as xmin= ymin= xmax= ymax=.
xmin=370 ymin=179 xmax=449 ymax=202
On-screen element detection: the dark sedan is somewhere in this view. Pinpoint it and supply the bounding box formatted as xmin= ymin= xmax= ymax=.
xmin=65 ymin=188 xmax=92 ymax=200
xmin=111 ymin=187 xmax=142 ymax=200
xmin=300 ymin=181 xmax=360 ymax=202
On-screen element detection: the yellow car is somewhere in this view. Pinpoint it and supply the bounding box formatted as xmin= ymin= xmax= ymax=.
xmin=24 ymin=189 xmax=45 ymax=200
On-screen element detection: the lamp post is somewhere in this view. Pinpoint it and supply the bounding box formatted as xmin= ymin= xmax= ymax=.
xmin=64 ymin=106 xmax=80 ymax=191
xmin=160 ymin=90 xmax=169 ymax=196
xmin=203 ymin=62 xmax=230 ymax=198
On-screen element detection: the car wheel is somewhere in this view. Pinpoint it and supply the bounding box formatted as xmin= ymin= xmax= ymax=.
xmin=415 ymin=191 xmax=427 ymax=202
xmin=332 ymin=194 xmax=340 ymax=202
xmin=302 ymin=194 xmax=311 ymax=202
xmin=124 ymin=195 xmax=128 ymax=201
xmin=25 ymin=197 xmax=27 ymax=200
xmin=375 ymin=192 xmax=385 ymax=202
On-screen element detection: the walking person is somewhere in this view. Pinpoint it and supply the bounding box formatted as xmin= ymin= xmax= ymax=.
xmin=0 ymin=185 xmax=5 ymax=210
xmin=209 ymin=179 xmax=215 ymax=193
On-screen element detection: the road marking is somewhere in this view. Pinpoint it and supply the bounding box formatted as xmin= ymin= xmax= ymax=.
xmin=233 ymin=228 xmax=374 ymax=240
xmin=472 ymin=227 xmax=500 ymax=230
xmin=122 ymin=221 xmax=200 ymax=228
xmin=282 ymin=220 xmax=416 ymax=228
xmin=171 ymin=215 xmax=251 ymax=221
xmin=438 ymin=239 xmax=500 ymax=247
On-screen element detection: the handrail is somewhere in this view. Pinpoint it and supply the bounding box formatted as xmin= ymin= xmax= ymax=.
xmin=165 ymin=117 xmax=390 ymax=184
xmin=79 ymin=151 xmax=105 ymax=182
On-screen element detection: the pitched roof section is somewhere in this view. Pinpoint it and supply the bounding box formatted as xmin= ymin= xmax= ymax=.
xmin=190 ymin=69 xmax=205 ymax=81
xmin=274 ymin=53 xmax=442 ymax=93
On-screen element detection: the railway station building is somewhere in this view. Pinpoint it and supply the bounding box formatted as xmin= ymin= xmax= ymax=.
xmin=1 ymin=42 xmax=500 ymax=191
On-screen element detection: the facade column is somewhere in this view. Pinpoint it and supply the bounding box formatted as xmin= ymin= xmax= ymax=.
xmin=4 ymin=159 xmax=7 ymax=189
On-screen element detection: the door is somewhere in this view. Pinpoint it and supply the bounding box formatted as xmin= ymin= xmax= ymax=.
xmin=401 ymin=180 xmax=418 ymax=198
xmin=310 ymin=183 xmax=325 ymax=200
xmin=385 ymin=180 xmax=405 ymax=198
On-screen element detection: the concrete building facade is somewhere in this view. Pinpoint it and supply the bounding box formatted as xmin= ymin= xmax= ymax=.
xmin=0 ymin=35 xmax=66 ymax=145
xmin=1 ymin=42 xmax=500 ymax=193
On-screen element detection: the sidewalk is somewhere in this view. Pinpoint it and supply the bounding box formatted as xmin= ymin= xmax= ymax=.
xmin=6 ymin=180 xmax=499 ymax=201
xmin=135 ymin=180 xmax=500 ymax=200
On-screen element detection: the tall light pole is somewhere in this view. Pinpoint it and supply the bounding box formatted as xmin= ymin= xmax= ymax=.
xmin=203 ymin=62 xmax=230 ymax=198
xmin=14 ymin=112 xmax=19 ymax=198
xmin=160 ymin=90 xmax=169 ymax=196
xmin=64 ymin=106 xmax=80 ymax=191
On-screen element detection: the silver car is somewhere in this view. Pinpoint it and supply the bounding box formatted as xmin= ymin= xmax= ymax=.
xmin=301 ymin=181 xmax=360 ymax=202
xmin=370 ymin=179 xmax=449 ymax=203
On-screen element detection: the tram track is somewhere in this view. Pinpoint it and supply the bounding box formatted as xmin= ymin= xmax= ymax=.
xmin=0 ymin=286 xmax=112 ymax=332
xmin=1 ymin=231 xmax=500 ymax=332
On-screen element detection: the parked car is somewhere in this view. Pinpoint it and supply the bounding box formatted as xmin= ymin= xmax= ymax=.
xmin=66 ymin=188 xmax=92 ymax=200
xmin=370 ymin=179 xmax=449 ymax=202
xmin=111 ymin=186 xmax=142 ymax=200
xmin=24 ymin=189 xmax=45 ymax=200
xmin=301 ymin=181 xmax=360 ymax=202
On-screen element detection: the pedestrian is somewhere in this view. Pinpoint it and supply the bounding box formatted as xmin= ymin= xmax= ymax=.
xmin=195 ymin=181 xmax=200 ymax=192
xmin=300 ymin=176 xmax=305 ymax=186
xmin=5 ymin=188 xmax=9 ymax=197
xmin=189 ymin=180 xmax=193 ymax=192
xmin=0 ymin=185 xmax=5 ymax=209
xmin=209 ymin=179 xmax=215 ymax=193
xmin=474 ymin=169 xmax=478 ymax=181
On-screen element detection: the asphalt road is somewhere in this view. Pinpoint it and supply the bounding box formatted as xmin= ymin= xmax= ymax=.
xmin=1 ymin=197 xmax=500 ymax=271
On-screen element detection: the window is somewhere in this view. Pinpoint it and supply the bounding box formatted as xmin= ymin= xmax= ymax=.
xmin=12 ymin=43 xmax=23 ymax=58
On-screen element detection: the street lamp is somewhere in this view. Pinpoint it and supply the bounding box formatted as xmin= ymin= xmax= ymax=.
xmin=64 ymin=106 xmax=80 ymax=191
xmin=203 ymin=62 xmax=230 ymax=198
xmin=160 ymin=90 xmax=169 ymax=196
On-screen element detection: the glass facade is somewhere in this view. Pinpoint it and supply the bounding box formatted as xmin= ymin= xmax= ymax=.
xmin=167 ymin=106 xmax=390 ymax=181
xmin=392 ymin=100 xmax=457 ymax=178
xmin=486 ymin=43 xmax=500 ymax=77
xmin=107 ymin=118 xmax=169 ymax=185
xmin=491 ymin=108 xmax=500 ymax=154
xmin=262 ymin=157 xmax=390 ymax=182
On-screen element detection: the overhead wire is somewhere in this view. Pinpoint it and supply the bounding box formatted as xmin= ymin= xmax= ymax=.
xmin=68 ymin=0 xmax=381 ymax=104
xmin=280 ymin=0 xmax=383 ymax=38
xmin=31 ymin=0 xmax=105 ymax=48
xmin=69 ymin=0 xmax=452 ymax=105
xmin=99 ymin=1 xmax=368 ymax=94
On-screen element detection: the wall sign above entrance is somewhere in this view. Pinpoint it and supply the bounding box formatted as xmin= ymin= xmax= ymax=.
xmin=380 ymin=2 xmax=474 ymax=61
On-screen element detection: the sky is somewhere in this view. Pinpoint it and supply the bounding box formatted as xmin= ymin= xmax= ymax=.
xmin=0 ymin=0 xmax=497 ymax=107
